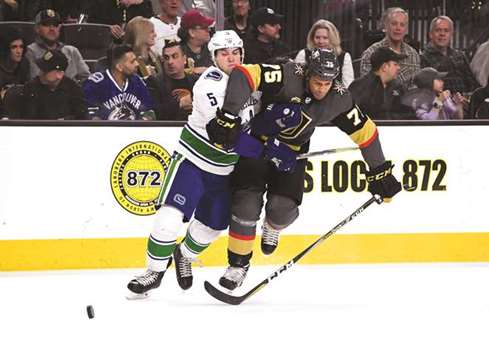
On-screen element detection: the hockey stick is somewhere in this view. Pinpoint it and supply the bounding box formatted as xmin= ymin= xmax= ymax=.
xmin=297 ymin=146 xmax=359 ymax=160
xmin=204 ymin=194 xmax=383 ymax=305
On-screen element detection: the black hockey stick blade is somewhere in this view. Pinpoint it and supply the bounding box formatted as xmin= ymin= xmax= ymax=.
xmin=204 ymin=281 xmax=248 ymax=305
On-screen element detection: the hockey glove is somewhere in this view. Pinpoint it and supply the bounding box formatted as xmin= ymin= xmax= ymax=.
xmin=263 ymin=139 xmax=297 ymax=173
xmin=252 ymin=103 xmax=301 ymax=136
xmin=233 ymin=131 xmax=265 ymax=159
xmin=206 ymin=108 xmax=241 ymax=150
xmin=366 ymin=161 xmax=402 ymax=202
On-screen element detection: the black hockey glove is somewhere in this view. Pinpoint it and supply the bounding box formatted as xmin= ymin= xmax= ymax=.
xmin=366 ymin=161 xmax=402 ymax=202
xmin=206 ymin=108 xmax=241 ymax=150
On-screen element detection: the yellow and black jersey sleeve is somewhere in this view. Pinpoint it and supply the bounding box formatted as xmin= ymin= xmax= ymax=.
xmin=222 ymin=64 xmax=285 ymax=115
xmin=332 ymin=104 xmax=377 ymax=148
xmin=332 ymin=104 xmax=386 ymax=169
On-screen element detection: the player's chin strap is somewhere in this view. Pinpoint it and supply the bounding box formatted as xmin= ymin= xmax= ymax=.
xmin=296 ymin=146 xmax=359 ymax=160
xmin=204 ymin=184 xmax=414 ymax=305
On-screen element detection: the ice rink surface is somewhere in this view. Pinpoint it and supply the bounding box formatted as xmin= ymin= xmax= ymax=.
xmin=1 ymin=263 xmax=489 ymax=355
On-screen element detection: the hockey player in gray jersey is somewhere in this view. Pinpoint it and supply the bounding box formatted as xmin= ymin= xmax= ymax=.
xmin=209 ymin=48 xmax=402 ymax=291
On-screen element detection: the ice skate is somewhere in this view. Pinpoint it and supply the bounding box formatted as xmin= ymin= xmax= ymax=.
xmin=218 ymin=264 xmax=249 ymax=291
xmin=261 ymin=220 xmax=280 ymax=255
xmin=173 ymin=243 xmax=194 ymax=290
xmin=126 ymin=267 xmax=168 ymax=299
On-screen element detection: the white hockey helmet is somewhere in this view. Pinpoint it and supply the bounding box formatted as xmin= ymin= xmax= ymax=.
xmin=208 ymin=30 xmax=244 ymax=65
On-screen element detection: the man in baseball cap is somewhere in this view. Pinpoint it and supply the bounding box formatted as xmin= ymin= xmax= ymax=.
xmin=250 ymin=6 xmax=283 ymax=28
xmin=21 ymin=50 xmax=88 ymax=120
xmin=177 ymin=10 xmax=215 ymax=74
xmin=35 ymin=50 xmax=68 ymax=73
xmin=180 ymin=9 xmax=214 ymax=30
xmin=26 ymin=9 xmax=90 ymax=83
xmin=349 ymin=46 xmax=413 ymax=120
xmin=244 ymin=6 xmax=290 ymax=63
xmin=34 ymin=9 xmax=61 ymax=26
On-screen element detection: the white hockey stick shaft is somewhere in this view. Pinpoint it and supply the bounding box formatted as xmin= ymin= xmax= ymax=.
xmin=297 ymin=146 xmax=359 ymax=160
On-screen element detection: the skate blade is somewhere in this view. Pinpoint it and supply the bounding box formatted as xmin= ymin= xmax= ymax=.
xmin=126 ymin=290 xmax=151 ymax=300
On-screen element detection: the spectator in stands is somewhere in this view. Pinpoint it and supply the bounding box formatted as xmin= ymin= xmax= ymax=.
xmin=147 ymin=40 xmax=197 ymax=120
xmin=470 ymin=39 xmax=489 ymax=88
xmin=89 ymin=0 xmax=154 ymax=41
xmin=83 ymin=44 xmax=155 ymax=120
xmin=177 ymin=9 xmax=214 ymax=75
xmin=295 ymin=19 xmax=354 ymax=87
xmin=21 ymin=50 xmax=88 ymax=120
xmin=124 ymin=16 xmax=163 ymax=79
xmin=360 ymin=7 xmax=420 ymax=88
xmin=0 ymin=0 xmax=42 ymax=21
xmin=25 ymin=9 xmax=90 ymax=83
xmin=469 ymin=74 xmax=489 ymax=119
xmin=402 ymin=67 xmax=464 ymax=120
xmin=0 ymin=27 xmax=30 ymax=101
xmin=224 ymin=0 xmax=252 ymax=39
xmin=150 ymin=0 xmax=182 ymax=57
xmin=350 ymin=47 xmax=413 ymax=120
xmin=244 ymin=6 xmax=290 ymax=64
xmin=421 ymin=16 xmax=479 ymax=97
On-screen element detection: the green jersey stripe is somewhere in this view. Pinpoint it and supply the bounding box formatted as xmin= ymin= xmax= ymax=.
xmin=157 ymin=153 xmax=183 ymax=205
xmin=180 ymin=125 xmax=239 ymax=166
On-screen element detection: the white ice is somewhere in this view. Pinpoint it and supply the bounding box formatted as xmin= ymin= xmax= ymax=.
xmin=1 ymin=263 xmax=489 ymax=355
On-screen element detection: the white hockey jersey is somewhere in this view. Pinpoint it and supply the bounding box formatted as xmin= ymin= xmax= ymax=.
xmin=177 ymin=66 xmax=260 ymax=175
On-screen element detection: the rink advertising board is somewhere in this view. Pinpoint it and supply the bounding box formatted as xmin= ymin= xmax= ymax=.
xmin=0 ymin=123 xmax=488 ymax=270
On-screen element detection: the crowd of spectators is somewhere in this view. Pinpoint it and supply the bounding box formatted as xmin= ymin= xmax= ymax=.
xmin=0 ymin=1 xmax=489 ymax=121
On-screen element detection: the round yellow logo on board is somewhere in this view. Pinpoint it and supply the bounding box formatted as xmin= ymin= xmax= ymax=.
xmin=111 ymin=141 xmax=171 ymax=216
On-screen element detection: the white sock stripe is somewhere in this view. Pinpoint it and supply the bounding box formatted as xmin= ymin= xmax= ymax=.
xmin=149 ymin=234 xmax=176 ymax=246
xmin=147 ymin=252 xmax=171 ymax=261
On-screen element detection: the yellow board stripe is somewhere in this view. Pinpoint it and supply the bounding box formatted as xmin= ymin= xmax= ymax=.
xmin=1 ymin=233 xmax=489 ymax=271
xmin=350 ymin=119 xmax=377 ymax=146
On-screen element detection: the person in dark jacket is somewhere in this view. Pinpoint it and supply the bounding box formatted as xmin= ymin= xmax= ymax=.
xmin=224 ymin=0 xmax=252 ymax=39
xmin=147 ymin=40 xmax=197 ymax=120
xmin=21 ymin=50 xmax=88 ymax=119
xmin=349 ymin=47 xmax=413 ymax=120
xmin=0 ymin=27 xmax=31 ymax=116
xmin=421 ymin=16 xmax=479 ymax=96
xmin=243 ymin=6 xmax=290 ymax=64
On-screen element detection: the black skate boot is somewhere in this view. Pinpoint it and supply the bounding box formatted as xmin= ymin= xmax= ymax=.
xmin=127 ymin=268 xmax=168 ymax=299
xmin=173 ymin=243 xmax=194 ymax=290
xmin=218 ymin=264 xmax=249 ymax=291
xmin=261 ymin=220 xmax=280 ymax=255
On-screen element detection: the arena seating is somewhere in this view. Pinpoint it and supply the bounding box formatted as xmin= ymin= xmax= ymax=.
xmin=61 ymin=23 xmax=113 ymax=60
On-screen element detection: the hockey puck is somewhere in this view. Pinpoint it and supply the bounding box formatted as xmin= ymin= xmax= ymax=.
xmin=86 ymin=305 xmax=95 ymax=319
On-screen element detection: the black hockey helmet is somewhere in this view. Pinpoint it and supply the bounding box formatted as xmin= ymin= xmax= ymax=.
xmin=306 ymin=48 xmax=339 ymax=81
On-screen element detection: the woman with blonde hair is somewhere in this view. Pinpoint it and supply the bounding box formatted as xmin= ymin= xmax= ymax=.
xmin=124 ymin=16 xmax=163 ymax=79
xmin=295 ymin=19 xmax=354 ymax=87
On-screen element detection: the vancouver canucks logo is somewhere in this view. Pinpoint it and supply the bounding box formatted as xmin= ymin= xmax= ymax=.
xmin=111 ymin=141 xmax=171 ymax=216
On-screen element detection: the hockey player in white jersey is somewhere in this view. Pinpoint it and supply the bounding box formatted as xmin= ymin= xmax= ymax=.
xmin=127 ymin=30 xmax=264 ymax=297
